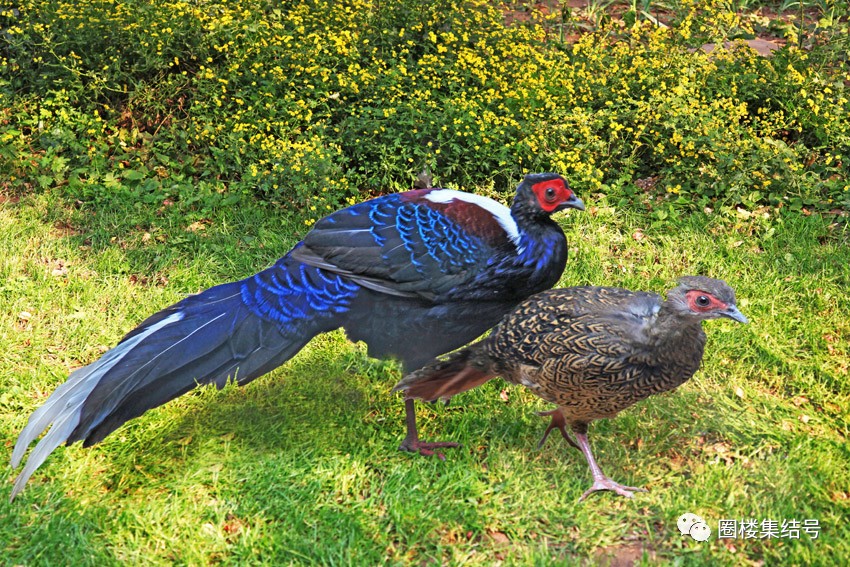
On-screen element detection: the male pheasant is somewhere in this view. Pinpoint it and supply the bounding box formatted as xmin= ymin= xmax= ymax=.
xmin=395 ymin=276 xmax=748 ymax=500
xmin=10 ymin=173 xmax=583 ymax=499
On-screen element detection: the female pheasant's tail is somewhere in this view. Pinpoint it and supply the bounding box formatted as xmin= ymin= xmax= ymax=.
xmin=394 ymin=343 xmax=497 ymax=402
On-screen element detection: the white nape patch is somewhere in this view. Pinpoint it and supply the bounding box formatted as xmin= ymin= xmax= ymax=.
xmin=424 ymin=189 xmax=522 ymax=247
xmin=10 ymin=311 xmax=185 ymax=500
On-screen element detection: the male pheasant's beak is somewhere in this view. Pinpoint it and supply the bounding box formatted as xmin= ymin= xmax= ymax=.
xmin=723 ymin=305 xmax=749 ymax=324
xmin=558 ymin=194 xmax=585 ymax=212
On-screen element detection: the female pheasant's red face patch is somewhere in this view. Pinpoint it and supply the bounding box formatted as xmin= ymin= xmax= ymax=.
xmin=532 ymin=178 xmax=575 ymax=212
xmin=685 ymin=290 xmax=727 ymax=314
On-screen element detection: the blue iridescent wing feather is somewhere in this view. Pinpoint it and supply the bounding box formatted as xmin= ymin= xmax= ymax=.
xmin=292 ymin=192 xmax=506 ymax=300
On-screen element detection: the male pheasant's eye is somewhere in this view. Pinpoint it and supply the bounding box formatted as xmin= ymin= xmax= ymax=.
xmin=545 ymin=187 xmax=557 ymax=201
xmin=696 ymin=295 xmax=710 ymax=307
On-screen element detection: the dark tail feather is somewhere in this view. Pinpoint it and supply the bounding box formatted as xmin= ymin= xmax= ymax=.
xmin=393 ymin=343 xmax=497 ymax=402
xmin=10 ymin=256 xmax=351 ymax=500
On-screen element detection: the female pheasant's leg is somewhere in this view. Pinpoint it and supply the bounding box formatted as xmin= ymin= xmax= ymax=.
xmin=573 ymin=430 xmax=647 ymax=501
xmin=398 ymin=398 xmax=460 ymax=459
xmin=536 ymin=409 xmax=580 ymax=450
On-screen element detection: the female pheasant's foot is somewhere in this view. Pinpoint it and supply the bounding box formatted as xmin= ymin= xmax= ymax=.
xmin=536 ymin=409 xmax=580 ymax=450
xmin=572 ymin=429 xmax=647 ymax=501
xmin=398 ymin=438 xmax=460 ymax=459
xmin=579 ymin=477 xmax=648 ymax=501
xmin=400 ymin=397 xmax=459 ymax=459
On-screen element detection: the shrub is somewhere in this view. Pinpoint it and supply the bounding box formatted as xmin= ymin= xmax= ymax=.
xmin=1 ymin=0 xmax=848 ymax=220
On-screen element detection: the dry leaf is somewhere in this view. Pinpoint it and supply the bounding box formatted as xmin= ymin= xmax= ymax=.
xmin=223 ymin=514 xmax=244 ymax=535
xmin=186 ymin=221 xmax=208 ymax=232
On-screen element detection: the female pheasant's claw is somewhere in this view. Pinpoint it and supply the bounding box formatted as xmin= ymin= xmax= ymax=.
xmin=579 ymin=478 xmax=648 ymax=501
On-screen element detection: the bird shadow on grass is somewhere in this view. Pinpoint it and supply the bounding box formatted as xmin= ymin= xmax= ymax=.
xmin=2 ymin=351 xmax=427 ymax=563
xmin=78 ymin=351 xmax=499 ymax=559
xmin=97 ymin=357 xmax=380 ymax=474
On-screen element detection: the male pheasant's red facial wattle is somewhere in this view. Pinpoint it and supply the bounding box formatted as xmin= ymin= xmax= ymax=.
xmin=531 ymin=178 xmax=574 ymax=212
xmin=685 ymin=290 xmax=727 ymax=314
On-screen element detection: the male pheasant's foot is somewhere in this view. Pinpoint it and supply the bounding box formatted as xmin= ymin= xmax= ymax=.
xmin=400 ymin=397 xmax=460 ymax=459
xmin=579 ymin=477 xmax=648 ymax=501
xmin=536 ymin=409 xmax=579 ymax=450
xmin=398 ymin=438 xmax=460 ymax=460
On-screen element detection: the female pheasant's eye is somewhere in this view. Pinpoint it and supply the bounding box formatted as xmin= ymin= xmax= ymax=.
xmin=545 ymin=187 xmax=557 ymax=201
xmin=696 ymin=295 xmax=710 ymax=307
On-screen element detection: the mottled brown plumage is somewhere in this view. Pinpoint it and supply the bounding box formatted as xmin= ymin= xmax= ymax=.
xmin=395 ymin=276 xmax=748 ymax=500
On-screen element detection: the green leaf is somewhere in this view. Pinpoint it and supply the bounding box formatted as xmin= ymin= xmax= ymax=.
xmin=221 ymin=194 xmax=242 ymax=206
xmin=37 ymin=175 xmax=53 ymax=189
xmin=123 ymin=169 xmax=147 ymax=181
xmin=103 ymin=172 xmax=121 ymax=189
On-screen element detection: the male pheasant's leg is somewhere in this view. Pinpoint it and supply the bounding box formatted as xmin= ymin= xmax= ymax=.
xmin=536 ymin=409 xmax=580 ymax=450
xmin=398 ymin=398 xmax=460 ymax=459
xmin=573 ymin=430 xmax=647 ymax=501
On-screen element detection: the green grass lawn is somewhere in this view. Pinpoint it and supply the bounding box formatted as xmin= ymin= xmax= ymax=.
xmin=1 ymin=189 xmax=847 ymax=565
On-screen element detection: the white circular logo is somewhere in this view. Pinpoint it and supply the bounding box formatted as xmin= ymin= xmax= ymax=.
xmin=678 ymin=513 xmax=711 ymax=541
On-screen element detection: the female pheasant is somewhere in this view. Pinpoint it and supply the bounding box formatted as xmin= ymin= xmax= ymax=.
xmin=395 ymin=276 xmax=748 ymax=500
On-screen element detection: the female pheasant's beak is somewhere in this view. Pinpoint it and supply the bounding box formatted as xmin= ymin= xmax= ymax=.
xmin=557 ymin=194 xmax=585 ymax=212
xmin=723 ymin=305 xmax=749 ymax=324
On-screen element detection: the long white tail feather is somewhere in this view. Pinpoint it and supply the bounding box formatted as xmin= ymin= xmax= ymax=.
xmin=11 ymin=363 xmax=99 ymax=469
xmin=90 ymin=311 xmax=228 ymax=422
xmin=10 ymin=312 xmax=184 ymax=500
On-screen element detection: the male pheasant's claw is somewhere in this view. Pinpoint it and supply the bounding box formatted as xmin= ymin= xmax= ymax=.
xmin=399 ymin=440 xmax=460 ymax=460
